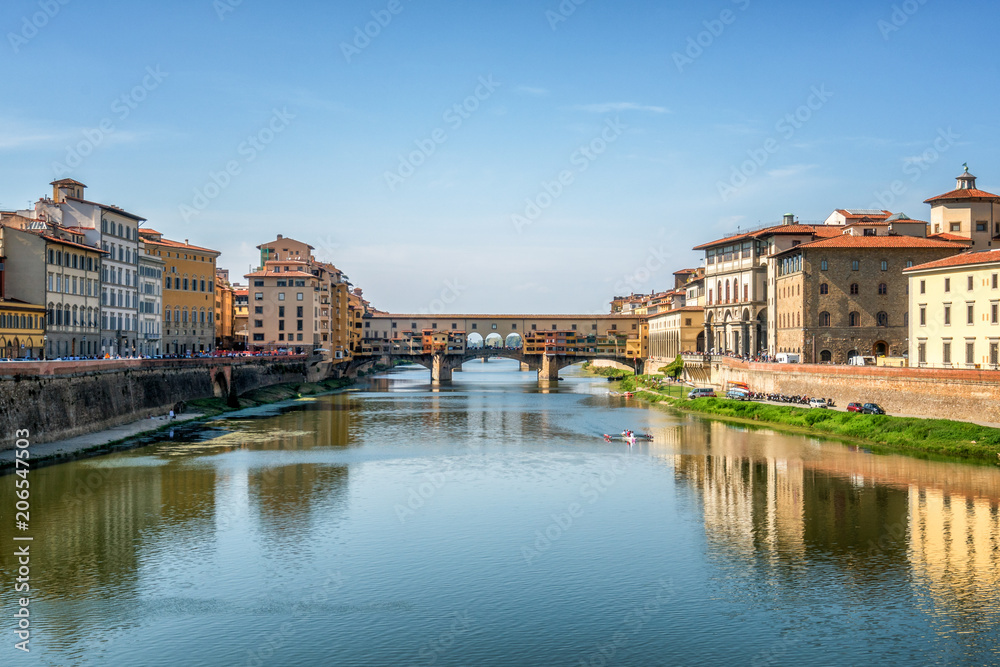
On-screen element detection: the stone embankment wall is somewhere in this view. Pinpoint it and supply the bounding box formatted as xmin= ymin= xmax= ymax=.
xmin=0 ymin=357 xmax=308 ymax=449
xmin=701 ymin=356 xmax=1000 ymax=423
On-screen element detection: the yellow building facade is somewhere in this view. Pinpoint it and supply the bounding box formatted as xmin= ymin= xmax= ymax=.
xmin=0 ymin=299 xmax=46 ymax=359
xmin=139 ymin=230 xmax=220 ymax=355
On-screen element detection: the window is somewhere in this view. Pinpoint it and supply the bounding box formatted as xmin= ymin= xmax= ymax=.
xmin=968 ymin=304 xmax=975 ymax=324
xmin=919 ymin=306 xmax=926 ymax=326
xmin=253 ymin=334 xmax=264 ymax=341
xmin=993 ymin=303 xmax=999 ymax=324
xmin=297 ymin=320 xmax=303 ymax=331
xmin=880 ymin=260 xmax=888 ymax=271
xmin=905 ymin=260 xmax=913 ymax=268
xmin=950 ymin=222 xmax=961 ymax=232
xmin=819 ymin=283 xmax=828 ymax=295
xmin=943 ymin=342 xmax=951 ymax=363
xmin=920 ymin=280 xmax=925 ymax=294
xmin=849 ymin=311 xmax=860 ymax=327
xmin=918 ymin=343 xmax=926 ymax=364
xmin=254 ymin=280 xmax=264 ymax=287
xmin=820 ymin=260 xmax=828 ymax=271
xmin=278 ymin=320 xmax=285 ymax=331
xmin=492 ymin=324 xmax=498 ymax=330
xmin=968 ymin=275 xmax=975 ymax=291
xmin=944 ymin=278 xmax=951 ymax=292
xmin=297 ymin=307 xmax=304 ymax=318
xmin=255 ymin=306 xmax=263 ymax=314
xmin=820 ymin=350 xmax=832 ymax=362
xmin=977 ymin=222 xmax=987 ymax=232
xmin=966 ymin=342 xmax=975 ymax=365
xmin=992 ymin=342 xmax=999 ymax=366
xmin=994 ymin=274 xmax=999 ymax=289
xmin=278 ymin=293 xmax=285 ymax=301
xmin=254 ymin=320 xmax=263 ymax=328
xmin=878 ymin=283 xmax=887 ymax=295
xmin=850 ymin=283 xmax=859 ymax=295
xmin=297 ymin=293 xmax=304 ymax=301
xmin=255 ymin=292 xmax=263 ymax=300
xmin=819 ymin=311 xmax=831 ymax=327
xmin=876 ymin=311 xmax=888 ymax=327
xmin=278 ymin=306 xmax=285 ymax=317
xmin=944 ymin=305 xmax=951 ymax=325
xmin=852 ymin=260 xmax=859 ymax=271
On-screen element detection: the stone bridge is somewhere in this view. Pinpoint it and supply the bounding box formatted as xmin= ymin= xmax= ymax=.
xmin=401 ymin=348 xmax=642 ymax=384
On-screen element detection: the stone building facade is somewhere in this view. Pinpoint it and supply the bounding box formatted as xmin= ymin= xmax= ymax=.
xmin=771 ymin=235 xmax=963 ymax=363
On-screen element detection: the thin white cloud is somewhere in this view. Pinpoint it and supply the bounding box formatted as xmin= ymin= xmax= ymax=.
xmin=574 ymin=102 xmax=670 ymax=114
xmin=766 ymin=164 xmax=818 ymax=179
xmin=516 ymin=86 xmax=549 ymax=96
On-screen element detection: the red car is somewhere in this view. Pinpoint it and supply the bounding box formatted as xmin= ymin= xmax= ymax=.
xmin=847 ymin=402 xmax=863 ymax=412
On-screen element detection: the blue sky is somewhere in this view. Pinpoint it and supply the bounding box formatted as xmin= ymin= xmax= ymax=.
xmin=1 ymin=0 xmax=997 ymax=313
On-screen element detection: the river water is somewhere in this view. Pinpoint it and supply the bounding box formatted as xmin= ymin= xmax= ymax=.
xmin=2 ymin=359 xmax=1000 ymax=666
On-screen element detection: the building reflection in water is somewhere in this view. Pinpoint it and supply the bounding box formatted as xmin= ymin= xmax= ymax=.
xmin=664 ymin=418 xmax=1000 ymax=630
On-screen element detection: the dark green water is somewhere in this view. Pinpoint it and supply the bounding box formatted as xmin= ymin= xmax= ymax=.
xmin=2 ymin=360 xmax=999 ymax=666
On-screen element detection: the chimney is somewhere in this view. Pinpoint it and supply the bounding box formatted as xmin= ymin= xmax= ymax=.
xmin=184 ymin=239 xmax=189 ymax=245
xmin=782 ymin=213 xmax=795 ymax=225
xmin=277 ymin=234 xmax=283 ymax=240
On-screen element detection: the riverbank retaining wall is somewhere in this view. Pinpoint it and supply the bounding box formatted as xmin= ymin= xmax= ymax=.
xmin=0 ymin=357 xmax=308 ymax=449
xmin=703 ymin=357 xmax=1000 ymax=423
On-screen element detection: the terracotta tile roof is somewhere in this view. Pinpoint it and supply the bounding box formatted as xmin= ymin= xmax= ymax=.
xmin=904 ymin=249 xmax=1000 ymax=272
xmin=693 ymin=223 xmax=841 ymax=250
xmin=244 ymin=270 xmax=317 ymax=278
xmin=924 ymin=188 xmax=1000 ymax=203
xmin=141 ymin=236 xmax=220 ymax=255
xmin=928 ymin=232 xmax=972 ymax=243
xmin=37 ymin=234 xmax=108 ymax=253
xmin=771 ymin=234 xmax=965 ymax=256
xmin=64 ymin=196 xmax=146 ymax=221
xmin=835 ymin=209 xmax=892 ymax=219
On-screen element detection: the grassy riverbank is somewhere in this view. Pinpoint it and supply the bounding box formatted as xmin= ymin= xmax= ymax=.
xmin=625 ymin=380 xmax=1000 ymax=463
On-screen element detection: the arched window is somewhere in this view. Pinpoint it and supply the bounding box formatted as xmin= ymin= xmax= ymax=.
xmin=743 ymin=284 xmax=749 ymax=301
xmin=820 ymin=350 xmax=832 ymax=362
xmin=819 ymin=283 xmax=828 ymax=295
xmin=819 ymin=311 xmax=831 ymax=326
xmin=165 ymin=309 xmax=171 ymax=323
xmin=850 ymin=283 xmax=859 ymax=295
xmin=849 ymin=311 xmax=860 ymax=327
xmin=876 ymin=311 xmax=888 ymax=327
xmin=878 ymin=283 xmax=887 ymax=295
xmin=725 ymin=281 xmax=731 ymax=303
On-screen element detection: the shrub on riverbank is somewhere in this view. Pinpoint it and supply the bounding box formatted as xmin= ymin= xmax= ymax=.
xmin=672 ymin=397 xmax=1000 ymax=463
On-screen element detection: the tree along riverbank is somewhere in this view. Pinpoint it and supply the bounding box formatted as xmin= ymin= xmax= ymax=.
xmin=580 ymin=363 xmax=1000 ymax=464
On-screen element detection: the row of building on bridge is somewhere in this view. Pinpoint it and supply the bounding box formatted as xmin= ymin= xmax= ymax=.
xmin=0 ymin=179 xmax=375 ymax=362
xmin=613 ymin=169 xmax=1000 ymax=370
xmin=357 ymin=328 xmax=645 ymax=360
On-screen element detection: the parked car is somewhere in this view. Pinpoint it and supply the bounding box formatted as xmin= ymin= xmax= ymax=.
xmin=688 ymin=388 xmax=716 ymax=399
xmin=808 ymin=398 xmax=829 ymax=409
xmin=846 ymin=402 xmax=863 ymax=413
xmin=726 ymin=389 xmax=749 ymax=401
xmin=862 ymin=403 xmax=886 ymax=415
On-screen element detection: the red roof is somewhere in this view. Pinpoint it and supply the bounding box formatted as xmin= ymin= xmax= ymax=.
xmin=924 ymin=188 xmax=1000 ymax=203
xmin=771 ymin=234 xmax=965 ymax=256
xmin=142 ymin=236 xmax=220 ymax=255
xmin=904 ymin=249 xmax=1000 ymax=272
xmin=928 ymin=232 xmax=972 ymax=243
xmin=693 ymin=223 xmax=841 ymax=250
